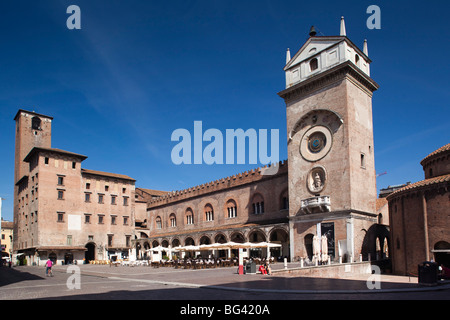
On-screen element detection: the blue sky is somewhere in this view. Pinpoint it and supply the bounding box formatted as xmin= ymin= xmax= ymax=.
xmin=1 ymin=1 xmax=449 ymax=221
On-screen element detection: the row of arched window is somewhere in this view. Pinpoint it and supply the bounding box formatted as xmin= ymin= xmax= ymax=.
xmin=155 ymin=199 xmax=237 ymax=229
xmin=154 ymin=191 xmax=289 ymax=230
xmin=142 ymin=227 xmax=290 ymax=249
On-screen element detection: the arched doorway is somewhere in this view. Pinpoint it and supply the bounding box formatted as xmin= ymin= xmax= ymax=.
xmin=230 ymin=232 xmax=245 ymax=259
xmin=85 ymin=243 xmax=96 ymax=263
xmin=269 ymin=228 xmax=290 ymax=260
xmin=214 ymin=233 xmax=227 ymax=244
xmin=172 ymin=238 xmax=180 ymax=248
xmin=230 ymin=232 xmax=245 ymax=243
xmin=304 ymin=234 xmax=314 ymax=260
xmin=214 ymin=233 xmax=227 ymax=258
xmin=136 ymin=243 xmax=142 ymax=259
xmin=434 ymin=241 xmax=450 ymax=267
xmin=249 ymin=229 xmax=266 ymax=243
xmin=49 ymin=252 xmax=57 ymax=264
xmin=199 ymin=236 xmax=211 ymax=245
xmin=143 ymin=242 xmax=151 ymax=259
xmin=248 ymin=229 xmax=266 ymax=258
xmin=184 ymin=237 xmax=196 ymax=258
xmin=184 ymin=237 xmax=195 ymax=246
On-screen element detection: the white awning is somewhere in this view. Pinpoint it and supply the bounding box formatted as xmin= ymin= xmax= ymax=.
xmin=175 ymin=242 xmax=281 ymax=251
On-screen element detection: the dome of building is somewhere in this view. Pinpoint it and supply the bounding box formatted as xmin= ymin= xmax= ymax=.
xmin=420 ymin=143 xmax=450 ymax=179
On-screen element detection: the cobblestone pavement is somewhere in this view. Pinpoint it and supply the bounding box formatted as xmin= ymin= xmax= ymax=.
xmin=0 ymin=263 xmax=449 ymax=301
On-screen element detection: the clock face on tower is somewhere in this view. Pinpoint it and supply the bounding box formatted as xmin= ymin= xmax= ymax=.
xmin=308 ymin=131 xmax=327 ymax=154
xmin=300 ymin=126 xmax=333 ymax=162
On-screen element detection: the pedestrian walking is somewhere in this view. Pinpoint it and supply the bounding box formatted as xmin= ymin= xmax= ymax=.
xmin=46 ymin=258 xmax=53 ymax=277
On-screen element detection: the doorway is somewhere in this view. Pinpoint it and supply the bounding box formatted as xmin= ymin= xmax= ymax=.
xmin=64 ymin=253 xmax=74 ymax=265
xmin=434 ymin=241 xmax=450 ymax=267
xmin=304 ymin=234 xmax=314 ymax=260
xmin=85 ymin=243 xmax=96 ymax=263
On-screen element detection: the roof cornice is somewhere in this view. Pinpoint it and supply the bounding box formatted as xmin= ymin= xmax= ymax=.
xmin=14 ymin=109 xmax=53 ymax=121
xmin=278 ymin=61 xmax=379 ymax=102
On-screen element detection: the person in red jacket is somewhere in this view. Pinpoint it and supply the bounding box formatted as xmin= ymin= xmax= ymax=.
xmin=440 ymin=264 xmax=450 ymax=280
xmin=258 ymin=264 xmax=267 ymax=275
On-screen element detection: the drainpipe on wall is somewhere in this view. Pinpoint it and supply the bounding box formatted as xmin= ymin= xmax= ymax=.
xmin=422 ymin=192 xmax=430 ymax=262
xmin=401 ymin=196 xmax=408 ymax=273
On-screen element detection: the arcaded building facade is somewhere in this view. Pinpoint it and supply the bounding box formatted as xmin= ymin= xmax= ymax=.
xmin=135 ymin=21 xmax=385 ymax=263
xmin=13 ymin=110 xmax=137 ymax=265
xmin=136 ymin=163 xmax=290 ymax=259
xmin=387 ymin=144 xmax=450 ymax=275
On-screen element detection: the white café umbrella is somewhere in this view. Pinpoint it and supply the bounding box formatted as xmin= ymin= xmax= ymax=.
xmin=321 ymin=235 xmax=328 ymax=263
xmin=147 ymin=245 xmax=163 ymax=252
xmin=148 ymin=246 xmax=179 ymax=254
xmin=255 ymin=242 xmax=282 ymax=249
xmin=240 ymin=242 xmax=258 ymax=249
xmin=177 ymin=245 xmax=200 ymax=252
xmin=313 ymin=235 xmax=320 ymax=261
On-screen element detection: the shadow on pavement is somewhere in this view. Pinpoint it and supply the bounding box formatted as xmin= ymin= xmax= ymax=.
xmin=0 ymin=266 xmax=45 ymax=287
xmin=33 ymin=274 xmax=430 ymax=300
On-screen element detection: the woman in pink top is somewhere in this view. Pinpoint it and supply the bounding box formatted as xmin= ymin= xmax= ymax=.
xmin=46 ymin=259 xmax=53 ymax=277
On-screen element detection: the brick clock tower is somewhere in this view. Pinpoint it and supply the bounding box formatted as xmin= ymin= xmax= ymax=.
xmin=278 ymin=19 xmax=380 ymax=262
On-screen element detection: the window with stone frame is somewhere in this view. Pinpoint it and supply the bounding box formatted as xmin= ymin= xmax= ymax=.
xmin=280 ymin=189 xmax=289 ymax=210
xmin=204 ymin=204 xmax=214 ymax=222
xmin=169 ymin=213 xmax=176 ymax=227
xmin=185 ymin=208 xmax=194 ymax=225
xmin=251 ymin=193 xmax=265 ymax=214
xmin=310 ymin=58 xmax=318 ymax=71
xmin=108 ymin=234 xmax=113 ymax=247
xmin=226 ymin=199 xmax=237 ymax=218
xmin=156 ymin=216 xmax=162 ymax=229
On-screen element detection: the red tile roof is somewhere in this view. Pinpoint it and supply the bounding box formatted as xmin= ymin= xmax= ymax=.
xmin=420 ymin=143 xmax=450 ymax=166
xmin=136 ymin=188 xmax=169 ymax=197
xmin=1 ymin=221 xmax=14 ymax=229
xmin=24 ymin=147 xmax=88 ymax=162
xmin=81 ymin=168 xmax=136 ymax=182
xmin=387 ymin=174 xmax=450 ymax=200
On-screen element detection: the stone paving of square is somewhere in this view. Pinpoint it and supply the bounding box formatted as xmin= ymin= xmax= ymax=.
xmin=1 ymin=263 xmax=449 ymax=301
